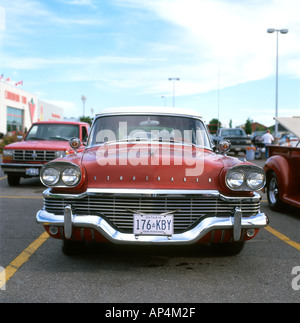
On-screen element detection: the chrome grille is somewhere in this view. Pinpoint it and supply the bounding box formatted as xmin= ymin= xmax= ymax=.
xmin=13 ymin=150 xmax=56 ymax=162
xmin=44 ymin=195 xmax=260 ymax=233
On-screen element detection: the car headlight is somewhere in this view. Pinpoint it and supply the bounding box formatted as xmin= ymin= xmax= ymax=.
xmin=40 ymin=162 xmax=82 ymax=187
xmin=246 ymin=172 xmax=265 ymax=190
xmin=62 ymin=168 xmax=81 ymax=186
xmin=226 ymin=171 xmax=245 ymax=189
xmin=225 ymin=165 xmax=265 ymax=191
xmin=42 ymin=168 xmax=60 ymax=186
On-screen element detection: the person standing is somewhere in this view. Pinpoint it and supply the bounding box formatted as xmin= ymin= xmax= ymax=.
xmin=261 ymin=129 xmax=274 ymax=144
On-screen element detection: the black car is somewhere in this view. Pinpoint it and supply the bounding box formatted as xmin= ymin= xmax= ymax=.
xmin=213 ymin=128 xmax=252 ymax=155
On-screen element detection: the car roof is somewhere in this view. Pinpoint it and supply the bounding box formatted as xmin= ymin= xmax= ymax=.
xmin=32 ymin=121 xmax=89 ymax=126
xmin=96 ymin=106 xmax=202 ymax=118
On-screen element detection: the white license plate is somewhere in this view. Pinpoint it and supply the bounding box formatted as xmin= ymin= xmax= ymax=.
xmin=134 ymin=214 xmax=174 ymax=236
xmin=26 ymin=168 xmax=39 ymax=176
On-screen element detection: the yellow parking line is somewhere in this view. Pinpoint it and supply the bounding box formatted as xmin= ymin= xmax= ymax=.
xmin=265 ymin=226 xmax=300 ymax=252
xmin=0 ymin=232 xmax=49 ymax=290
xmin=0 ymin=176 xmax=7 ymax=181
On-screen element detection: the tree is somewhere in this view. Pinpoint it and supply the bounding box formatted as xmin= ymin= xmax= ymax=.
xmin=80 ymin=116 xmax=93 ymax=125
xmin=208 ymin=118 xmax=221 ymax=134
xmin=245 ymin=118 xmax=252 ymax=135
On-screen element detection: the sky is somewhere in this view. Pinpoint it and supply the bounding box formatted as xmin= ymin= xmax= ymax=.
xmin=0 ymin=0 xmax=300 ymax=128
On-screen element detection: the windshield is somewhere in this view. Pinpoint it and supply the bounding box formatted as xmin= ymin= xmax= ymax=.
xmin=88 ymin=115 xmax=211 ymax=148
xmin=25 ymin=124 xmax=79 ymax=141
xmin=220 ymin=129 xmax=245 ymax=136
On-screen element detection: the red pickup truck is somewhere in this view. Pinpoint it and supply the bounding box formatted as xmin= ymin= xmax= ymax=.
xmin=264 ymin=117 xmax=300 ymax=210
xmin=1 ymin=121 xmax=89 ymax=186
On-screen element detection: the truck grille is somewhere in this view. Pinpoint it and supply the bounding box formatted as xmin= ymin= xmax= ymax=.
xmin=44 ymin=195 xmax=260 ymax=233
xmin=13 ymin=150 xmax=56 ymax=162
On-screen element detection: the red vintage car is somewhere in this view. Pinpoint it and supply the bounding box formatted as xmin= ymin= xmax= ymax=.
xmin=264 ymin=117 xmax=300 ymax=211
xmin=36 ymin=107 xmax=268 ymax=256
xmin=1 ymin=121 xmax=90 ymax=186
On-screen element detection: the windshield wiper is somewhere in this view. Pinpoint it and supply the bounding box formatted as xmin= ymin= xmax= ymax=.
xmin=48 ymin=136 xmax=69 ymax=141
xmin=26 ymin=137 xmax=45 ymax=140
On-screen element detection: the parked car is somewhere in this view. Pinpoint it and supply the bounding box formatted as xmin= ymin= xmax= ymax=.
xmin=1 ymin=121 xmax=90 ymax=186
xmin=213 ymin=128 xmax=252 ymax=155
xmin=264 ymin=117 xmax=300 ymax=211
xmin=278 ymin=134 xmax=299 ymax=147
xmin=36 ymin=107 xmax=268 ymax=256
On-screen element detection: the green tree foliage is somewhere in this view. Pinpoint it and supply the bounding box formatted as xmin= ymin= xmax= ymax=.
xmin=208 ymin=118 xmax=221 ymax=134
xmin=245 ymin=118 xmax=252 ymax=135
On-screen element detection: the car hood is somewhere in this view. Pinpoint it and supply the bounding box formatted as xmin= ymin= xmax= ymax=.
xmin=81 ymin=143 xmax=233 ymax=190
xmin=4 ymin=140 xmax=70 ymax=151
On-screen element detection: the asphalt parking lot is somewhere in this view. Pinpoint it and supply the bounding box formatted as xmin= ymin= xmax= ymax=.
xmin=0 ymin=154 xmax=299 ymax=304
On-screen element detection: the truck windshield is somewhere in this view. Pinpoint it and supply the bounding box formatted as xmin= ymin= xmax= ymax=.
xmin=88 ymin=115 xmax=212 ymax=148
xmin=220 ymin=129 xmax=245 ymax=136
xmin=26 ymin=124 xmax=79 ymax=141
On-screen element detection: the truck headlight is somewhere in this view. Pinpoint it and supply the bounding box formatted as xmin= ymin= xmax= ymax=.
xmin=3 ymin=150 xmax=13 ymax=157
xmin=55 ymin=151 xmax=66 ymax=158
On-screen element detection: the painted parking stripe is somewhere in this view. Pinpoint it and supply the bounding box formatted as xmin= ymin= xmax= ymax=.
xmin=265 ymin=226 xmax=300 ymax=252
xmin=0 ymin=232 xmax=49 ymax=290
xmin=0 ymin=176 xmax=7 ymax=181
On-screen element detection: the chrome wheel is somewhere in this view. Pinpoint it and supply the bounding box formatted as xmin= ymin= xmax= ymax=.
xmin=267 ymin=172 xmax=283 ymax=211
xmin=269 ymin=177 xmax=279 ymax=205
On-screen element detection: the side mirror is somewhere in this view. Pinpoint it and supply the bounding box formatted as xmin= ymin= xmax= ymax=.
xmin=69 ymin=137 xmax=81 ymax=153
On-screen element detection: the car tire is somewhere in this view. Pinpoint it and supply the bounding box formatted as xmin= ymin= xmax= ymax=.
xmin=7 ymin=175 xmax=21 ymax=186
xmin=211 ymin=241 xmax=245 ymax=256
xmin=62 ymin=240 xmax=85 ymax=256
xmin=267 ymin=172 xmax=283 ymax=211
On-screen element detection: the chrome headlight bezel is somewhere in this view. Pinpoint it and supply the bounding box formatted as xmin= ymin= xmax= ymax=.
xmin=225 ymin=165 xmax=265 ymax=191
xmin=40 ymin=162 xmax=82 ymax=188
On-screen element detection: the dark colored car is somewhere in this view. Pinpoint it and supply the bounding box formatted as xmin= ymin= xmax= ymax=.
xmin=213 ymin=128 xmax=252 ymax=155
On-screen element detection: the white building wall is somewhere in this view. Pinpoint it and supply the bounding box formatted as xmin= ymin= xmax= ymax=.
xmin=0 ymin=81 xmax=63 ymax=134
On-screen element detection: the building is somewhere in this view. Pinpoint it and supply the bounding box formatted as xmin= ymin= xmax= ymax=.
xmin=0 ymin=81 xmax=63 ymax=134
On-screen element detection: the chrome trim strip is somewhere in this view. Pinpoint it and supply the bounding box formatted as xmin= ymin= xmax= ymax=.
xmin=1 ymin=163 xmax=44 ymax=168
xmin=36 ymin=209 xmax=269 ymax=245
xmin=42 ymin=188 xmax=262 ymax=203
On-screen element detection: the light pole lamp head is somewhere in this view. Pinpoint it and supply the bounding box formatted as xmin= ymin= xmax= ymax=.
xmin=280 ymin=29 xmax=288 ymax=34
xmin=267 ymin=28 xmax=275 ymax=33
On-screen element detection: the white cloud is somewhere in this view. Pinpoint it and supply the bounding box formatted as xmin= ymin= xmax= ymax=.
xmin=64 ymin=0 xmax=96 ymax=8
xmin=114 ymin=0 xmax=300 ymax=91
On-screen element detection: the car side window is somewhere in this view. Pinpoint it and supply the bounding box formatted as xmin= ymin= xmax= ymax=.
xmin=82 ymin=126 xmax=88 ymax=142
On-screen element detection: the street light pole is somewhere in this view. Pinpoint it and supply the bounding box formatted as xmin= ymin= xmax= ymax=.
xmin=267 ymin=28 xmax=288 ymax=139
xmin=81 ymin=95 xmax=87 ymax=117
xmin=168 ymin=78 xmax=180 ymax=107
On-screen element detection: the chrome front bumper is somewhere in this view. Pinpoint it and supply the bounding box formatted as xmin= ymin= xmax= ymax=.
xmin=36 ymin=206 xmax=269 ymax=245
